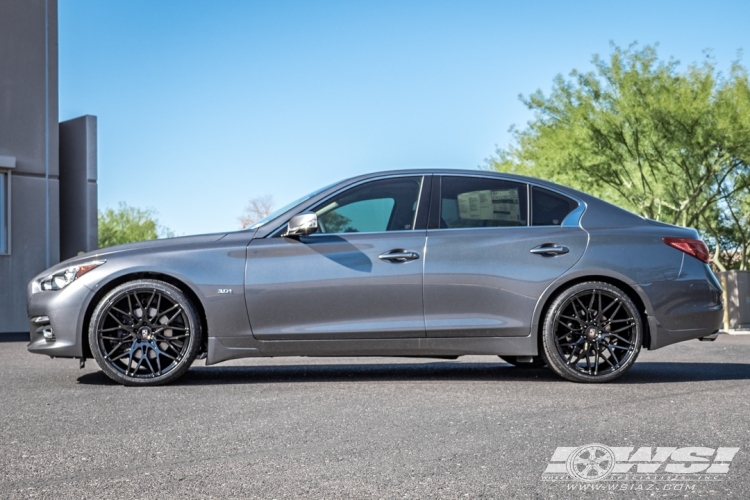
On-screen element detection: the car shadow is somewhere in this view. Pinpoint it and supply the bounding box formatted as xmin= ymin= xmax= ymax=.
xmin=76 ymin=361 xmax=750 ymax=386
xmin=621 ymin=362 xmax=750 ymax=384
xmin=300 ymin=234 xmax=373 ymax=273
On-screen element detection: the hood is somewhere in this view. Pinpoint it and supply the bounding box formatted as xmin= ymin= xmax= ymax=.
xmin=53 ymin=232 xmax=228 ymax=269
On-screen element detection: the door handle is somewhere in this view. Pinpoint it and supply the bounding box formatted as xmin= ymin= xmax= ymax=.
xmin=378 ymin=249 xmax=420 ymax=262
xmin=530 ymin=244 xmax=569 ymax=256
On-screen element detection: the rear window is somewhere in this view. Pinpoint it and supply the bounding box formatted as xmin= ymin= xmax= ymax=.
xmin=531 ymin=187 xmax=578 ymax=226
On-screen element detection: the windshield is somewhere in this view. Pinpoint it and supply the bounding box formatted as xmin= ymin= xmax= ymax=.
xmin=248 ymin=182 xmax=338 ymax=230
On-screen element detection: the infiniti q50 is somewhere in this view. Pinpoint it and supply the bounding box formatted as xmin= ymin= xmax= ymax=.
xmin=27 ymin=170 xmax=723 ymax=385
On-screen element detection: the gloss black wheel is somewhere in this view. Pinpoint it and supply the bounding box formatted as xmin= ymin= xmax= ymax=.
xmin=89 ymin=279 xmax=201 ymax=386
xmin=541 ymin=282 xmax=642 ymax=383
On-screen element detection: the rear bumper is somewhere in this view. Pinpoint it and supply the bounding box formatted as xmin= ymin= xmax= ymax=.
xmin=643 ymin=261 xmax=723 ymax=350
xmin=647 ymin=309 xmax=722 ymax=350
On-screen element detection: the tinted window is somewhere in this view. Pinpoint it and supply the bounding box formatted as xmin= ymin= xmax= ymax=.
xmin=439 ymin=176 xmax=528 ymax=228
xmin=314 ymin=177 xmax=422 ymax=233
xmin=531 ymin=187 xmax=578 ymax=226
xmin=0 ymin=173 xmax=6 ymax=253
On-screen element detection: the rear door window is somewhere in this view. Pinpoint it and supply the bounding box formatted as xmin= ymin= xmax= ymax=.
xmin=531 ymin=187 xmax=578 ymax=226
xmin=438 ymin=176 xmax=528 ymax=228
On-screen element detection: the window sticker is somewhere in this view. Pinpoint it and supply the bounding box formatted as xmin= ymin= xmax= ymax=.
xmin=457 ymin=189 xmax=520 ymax=222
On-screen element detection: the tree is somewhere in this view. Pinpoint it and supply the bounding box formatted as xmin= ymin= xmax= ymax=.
xmin=98 ymin=202 xmax=174 ymax=249
xmin=238 ymin=195 xmax=274 ymax=229
xmin=487 ymin=43 xmax=750 ymax=269
xmin=702 ymin=188 xmax=750 ymax=270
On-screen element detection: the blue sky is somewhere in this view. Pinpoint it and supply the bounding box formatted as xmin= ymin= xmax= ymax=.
xmin=59 ymin=0 xmax=750 ymax=236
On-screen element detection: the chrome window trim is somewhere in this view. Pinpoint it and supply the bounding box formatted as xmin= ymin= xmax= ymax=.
xmin=411 ymin=175 xmax=424 ymax=231
xmin=306 ymin=229 xmax=427 ymax=237
xmin=267 ymin=173 xmax=427 ymax=238
xmin=560 ymin=202 xmax=586 ymax=228
xmin=424 ymin=225 xmax=586 ymax=233
xmin=526 ymin=183 xmax=531 ymax=227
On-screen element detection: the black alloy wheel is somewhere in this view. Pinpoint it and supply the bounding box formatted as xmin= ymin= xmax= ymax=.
xmin=541 ymin=282 xmax=643 ymax=383
xmin=89 ymin=279 xmax=202 ymax=386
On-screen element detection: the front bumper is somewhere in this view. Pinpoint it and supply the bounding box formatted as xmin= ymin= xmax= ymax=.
xmin=27 ymin=280 xmax=96 ymax=358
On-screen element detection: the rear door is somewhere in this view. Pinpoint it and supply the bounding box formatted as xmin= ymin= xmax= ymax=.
xmin=423 ymin=175 xmax=588 ymax=337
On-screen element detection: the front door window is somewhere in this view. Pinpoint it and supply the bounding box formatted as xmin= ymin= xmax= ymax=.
xmin=314 ymin=177 xmax=422 ymax=233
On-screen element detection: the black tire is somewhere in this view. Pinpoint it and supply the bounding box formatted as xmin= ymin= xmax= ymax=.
xmin=540 ymin=282 xmax=642 ymax=383
xmin=499 ymin=356 xmax=546 ymax=368
xmin=88 ymin=279 xmax=202 ymax=386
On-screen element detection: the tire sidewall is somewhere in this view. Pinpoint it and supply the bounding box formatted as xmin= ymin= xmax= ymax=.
xmin=88 ymin=279 xmax=202 ymax=386
xmin=541 ymin=281 xmax=643 ymax=383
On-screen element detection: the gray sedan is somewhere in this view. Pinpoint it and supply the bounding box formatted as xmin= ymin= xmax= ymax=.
xmin=27 ymin=170 xmax=723 ymax=385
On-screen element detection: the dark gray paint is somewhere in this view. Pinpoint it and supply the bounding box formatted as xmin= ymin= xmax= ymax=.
xmin=27 ymin=232 xmax=252 ymax=359
xmin=246 ymin=231 xmax=427 ymax=340
xmin=59 ymin=115 xmax=98 ymax=261
xmin=27 ymin=169 xmax=723 ymax=365
xmin=423 ymin=226 xmax=587 ymax=337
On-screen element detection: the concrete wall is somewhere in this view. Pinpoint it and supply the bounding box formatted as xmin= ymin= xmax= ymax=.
xmin=60 ymin=115 xmax=98 ymax=261
xmin=0 ymin=0 xmax=59 ymax=333
xmin=718 ymin=270 xmax=750 ymax=330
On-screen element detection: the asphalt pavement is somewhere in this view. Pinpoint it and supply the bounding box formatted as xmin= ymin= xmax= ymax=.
xmin=1 ymin=334 xmax=749 ymax=499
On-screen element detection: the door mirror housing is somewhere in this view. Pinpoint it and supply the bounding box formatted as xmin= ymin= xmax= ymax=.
xmin=283 ymin=213 xmax=318 ymax=238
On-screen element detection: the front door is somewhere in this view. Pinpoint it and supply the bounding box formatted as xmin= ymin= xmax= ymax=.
xmin=245 ymin=175 xmax=428 ymax=340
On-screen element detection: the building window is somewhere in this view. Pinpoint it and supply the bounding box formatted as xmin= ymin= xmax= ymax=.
xmin=0 ymin=172 xmax=6 ymax=253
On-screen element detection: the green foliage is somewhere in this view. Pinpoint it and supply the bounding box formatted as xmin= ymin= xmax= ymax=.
xmin=98 ymin=202 xmax=174 ymax=249
xmin=488 ymin=43 xmax=750 ymax=270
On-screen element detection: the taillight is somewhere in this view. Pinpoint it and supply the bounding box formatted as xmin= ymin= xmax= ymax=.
xmin=663 ymin=237 xmax=710 ymax=263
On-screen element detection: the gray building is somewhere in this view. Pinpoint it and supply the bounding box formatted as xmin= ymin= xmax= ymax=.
xmin=0 ymin=0 xmax=97 ymax=335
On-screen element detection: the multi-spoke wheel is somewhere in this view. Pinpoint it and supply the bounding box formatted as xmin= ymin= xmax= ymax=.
xmin=541 ymin=282 xmax=642 ymax=383
xmin=88 ymin=280 xmax=202 ymax=386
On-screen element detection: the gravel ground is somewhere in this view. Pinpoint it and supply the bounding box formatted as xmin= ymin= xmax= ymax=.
xmin=1 ymin=334 xmax=749 ymax=499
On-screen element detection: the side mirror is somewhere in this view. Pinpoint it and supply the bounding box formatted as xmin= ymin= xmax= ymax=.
xmin=283 ymin=213 xmax=318 ymax=238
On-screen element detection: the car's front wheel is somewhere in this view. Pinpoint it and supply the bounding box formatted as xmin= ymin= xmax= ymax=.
xmin=88 ymin=279 xmax=202 ymax=386
xmin=541 ymin=282 xmax=642 ymax=383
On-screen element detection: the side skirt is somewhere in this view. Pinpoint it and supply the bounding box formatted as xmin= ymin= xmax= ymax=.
xmin=206 ymin=335 xmax=535 ymax=366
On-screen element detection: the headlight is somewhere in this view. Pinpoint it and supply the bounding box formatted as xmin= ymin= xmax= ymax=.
xmin=40 ymin=261 xmax=106 ymax=291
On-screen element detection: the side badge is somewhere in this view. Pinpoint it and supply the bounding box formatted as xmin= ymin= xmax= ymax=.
xmin=218 ymin=289 xmax=233 ymax=294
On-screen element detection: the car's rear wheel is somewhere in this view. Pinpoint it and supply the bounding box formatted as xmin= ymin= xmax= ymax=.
xmin=88 ymin=279 xmax=202 ymax=386
xmin=499 ymin=356 xmax=546 ymax=368
xmin=541 ymin=282 xmax=642 ymax=383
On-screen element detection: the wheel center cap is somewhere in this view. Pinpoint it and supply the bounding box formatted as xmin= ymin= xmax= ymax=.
xmin=586 ymin=326 xmax=598 ymax=339
xmin=136 ymin=326 xmax=153 ymax=341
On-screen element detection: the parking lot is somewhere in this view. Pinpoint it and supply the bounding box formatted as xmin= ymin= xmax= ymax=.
xmin=1 ymin=334 xmax=749 ymax=499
